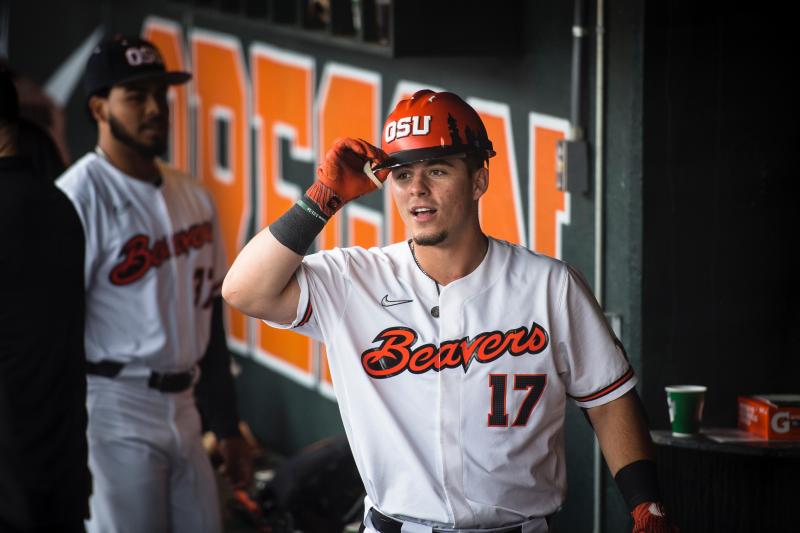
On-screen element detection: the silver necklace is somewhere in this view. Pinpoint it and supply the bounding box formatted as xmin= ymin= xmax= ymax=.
xmin=409 ymin=240 xmax=440 ymax=318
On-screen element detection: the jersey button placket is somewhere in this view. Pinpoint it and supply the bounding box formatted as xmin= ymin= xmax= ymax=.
xmin=436 ymin=290 xmax=473 ymax=525
xmin=435 ymin=292 xmax=455 ymax=524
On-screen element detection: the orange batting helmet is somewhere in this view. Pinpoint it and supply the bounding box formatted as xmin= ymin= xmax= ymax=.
xmin=373 ymin=90 xmax=495 ymax=170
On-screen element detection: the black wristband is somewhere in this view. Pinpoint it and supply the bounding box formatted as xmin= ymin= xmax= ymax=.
xmin=268 ymin=195 xmax=328 ymax=255
xmin=614 ymin=459 xmax=661 ymax=511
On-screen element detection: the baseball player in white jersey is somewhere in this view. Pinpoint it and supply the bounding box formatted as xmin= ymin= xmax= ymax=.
xmin=223 ymin=91 xmax=676 ymax=532
xmin=56 ymin=35 xmax=251 ymax=533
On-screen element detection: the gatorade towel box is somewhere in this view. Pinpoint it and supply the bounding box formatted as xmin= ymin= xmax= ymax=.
xmin=737 ymin=395 xmax=800 ymax=440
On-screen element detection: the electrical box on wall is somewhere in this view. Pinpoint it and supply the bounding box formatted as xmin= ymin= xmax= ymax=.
xmin=556 ymin=139 xmax=589 ymax=194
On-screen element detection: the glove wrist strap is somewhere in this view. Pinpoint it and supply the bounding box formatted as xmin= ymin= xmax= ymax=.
xmin=306 ymin=180 xmax=344 ymax=218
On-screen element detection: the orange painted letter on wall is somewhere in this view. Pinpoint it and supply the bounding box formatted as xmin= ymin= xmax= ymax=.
xmin=250 ymin=43 xmax=314 ymax=376
xmin=468 ymin=98 xmax=526 ymax=246
xmin=346 ymin=204 xmax=383 ymax=249
xmin=316 ymin=63 xmax=381 ymax=250
xmin=190 ymin=30 xmax=251 ymax=349
xmin=528 ymin=113 xmax=570 ymax=259
xmin=142 ymin=17 xmax=189 ymax=171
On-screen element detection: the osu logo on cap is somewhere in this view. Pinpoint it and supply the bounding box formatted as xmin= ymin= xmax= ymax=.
xmin=124 ymin=46 xmax=163 ymax=67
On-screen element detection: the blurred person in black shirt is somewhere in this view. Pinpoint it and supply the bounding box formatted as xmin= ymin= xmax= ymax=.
xmin=0 ymin=67 xmax=89 ymax=532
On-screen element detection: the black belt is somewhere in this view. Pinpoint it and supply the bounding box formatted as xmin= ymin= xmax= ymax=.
xmin=366 ymin=509 xmax=523 ymax=533
xmin=86 ymin=360 xmax=195 ymax=393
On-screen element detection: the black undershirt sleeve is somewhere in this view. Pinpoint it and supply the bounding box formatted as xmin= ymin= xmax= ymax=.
xmin=195 ymin=296 xmax=241 ymax=440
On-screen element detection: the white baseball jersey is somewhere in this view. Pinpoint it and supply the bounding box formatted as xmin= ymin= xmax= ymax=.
xmin=268 ymin=237 xmax=636 ymax=528
xmin=56 ymin=151 xmax=226 ymax=374
xmin=56 ymin=151 xmax=225 ymax=533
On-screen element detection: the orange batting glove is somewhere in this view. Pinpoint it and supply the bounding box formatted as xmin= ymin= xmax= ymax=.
xmin=307 ymin=138 xmax=389 ymax=217
xmin=631 ymin=502 xmax=679 ymax=533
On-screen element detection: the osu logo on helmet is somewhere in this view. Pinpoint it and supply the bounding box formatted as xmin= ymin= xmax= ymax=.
xmin=374 ymin=90 xmax=496 ymax=170
xmin=384 ymin=115 xmax=432 ymax=143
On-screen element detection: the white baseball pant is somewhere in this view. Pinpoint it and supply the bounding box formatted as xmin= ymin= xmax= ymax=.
xmin=85 ymin=375 xmax=221 ymax=533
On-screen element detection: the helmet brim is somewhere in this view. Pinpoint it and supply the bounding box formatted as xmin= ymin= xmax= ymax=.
xmin=372 ymin=146 xmax=470 ymax=171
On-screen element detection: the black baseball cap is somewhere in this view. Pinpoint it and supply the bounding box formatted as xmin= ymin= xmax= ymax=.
xmin=84 ymin=35 xmax=191 ymax=97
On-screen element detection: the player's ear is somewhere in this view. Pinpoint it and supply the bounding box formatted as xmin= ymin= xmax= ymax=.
xmin=472 ymin=166 xmax=488 ymax=200
xmin=88 ymin=95 xmax=108 ymax=123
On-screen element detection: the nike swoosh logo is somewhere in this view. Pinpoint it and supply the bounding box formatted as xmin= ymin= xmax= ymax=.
xmin=381 ymin=295 xmax=413 ymax=307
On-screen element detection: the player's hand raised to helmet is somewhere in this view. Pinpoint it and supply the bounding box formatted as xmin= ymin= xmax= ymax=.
xmin=309 ymin=138 xmax=389 ymax=217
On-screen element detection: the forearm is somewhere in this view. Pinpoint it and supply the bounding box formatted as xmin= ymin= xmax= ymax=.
xmin=586 ymin=390 xmax=655 ymax=475
xmin=586 ymin=389 xmax=673 ymax=523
